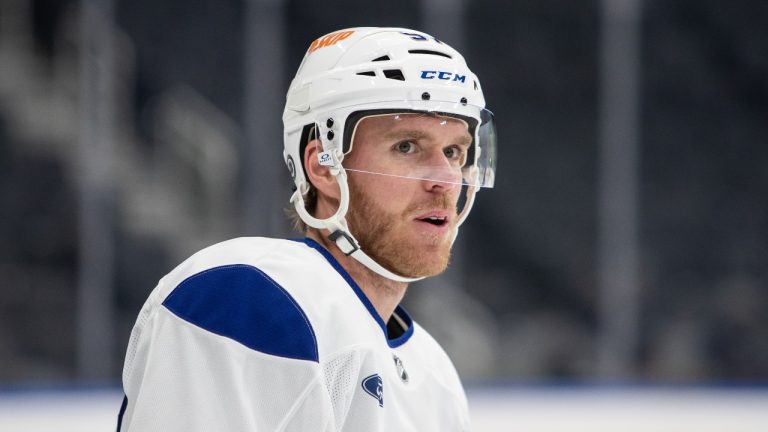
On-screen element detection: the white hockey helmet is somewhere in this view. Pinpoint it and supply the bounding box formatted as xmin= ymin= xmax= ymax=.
xmin=282 ymin=27 xmax=497 ymax=282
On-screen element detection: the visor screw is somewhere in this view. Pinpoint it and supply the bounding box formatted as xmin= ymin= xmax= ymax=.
xmin=460 ymin=97 xmax=468 ymax=105
xmin=326 ymin=118 xmax=334 ymax=128
xmin=421 ymin=92 xmax=431 ymax=101
xmin=327 ymin=130 xmax=335 ymax=140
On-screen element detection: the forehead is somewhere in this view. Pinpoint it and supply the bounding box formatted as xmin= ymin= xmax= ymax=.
xmin=351 ymin=113 xmax=471 ymax=147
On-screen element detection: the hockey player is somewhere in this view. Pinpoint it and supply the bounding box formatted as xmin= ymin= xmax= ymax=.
xmin=118 ymin=27 xmax=496 ymax=431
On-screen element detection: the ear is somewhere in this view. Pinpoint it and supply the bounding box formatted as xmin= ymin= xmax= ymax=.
xmin=304 ymin=139 xmax=340 ymax=201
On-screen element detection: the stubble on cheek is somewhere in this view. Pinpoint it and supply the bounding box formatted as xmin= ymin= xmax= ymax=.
xmin=346 ymin=181 xmax=457 ymax=278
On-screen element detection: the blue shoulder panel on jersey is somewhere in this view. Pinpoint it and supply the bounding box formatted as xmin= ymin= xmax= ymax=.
xmin=162 ymin=264 xmax=319 ymax=362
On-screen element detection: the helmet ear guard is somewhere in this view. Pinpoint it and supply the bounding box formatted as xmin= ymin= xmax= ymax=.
xmin=283 ymin=27 xmax=495 ymax=282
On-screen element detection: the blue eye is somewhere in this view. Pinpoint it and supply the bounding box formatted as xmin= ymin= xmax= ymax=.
xmin=396 ymin=141 xmax=415 ymax=153
xmin=444 ymin=146 xmax=464 ymax=161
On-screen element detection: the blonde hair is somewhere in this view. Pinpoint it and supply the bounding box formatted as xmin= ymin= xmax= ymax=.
xmin=285 ymin=186 xmax=317 ymax=232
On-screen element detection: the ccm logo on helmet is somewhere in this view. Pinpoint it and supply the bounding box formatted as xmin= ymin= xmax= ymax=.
xmin=308 ymin=30 xmax=354 ymax=53
xmin=420 ymin=70 xmax=466 ymax=83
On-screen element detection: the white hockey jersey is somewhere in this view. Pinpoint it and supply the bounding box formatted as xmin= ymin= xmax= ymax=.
xmin=118 ymin=237 xmax=470 ymax=431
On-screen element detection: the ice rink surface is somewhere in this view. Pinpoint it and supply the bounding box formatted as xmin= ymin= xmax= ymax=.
xmin=468 ymin=385 xmax=768 ymax=432
xmin=1 ymin=385 xmax=767 ymax=431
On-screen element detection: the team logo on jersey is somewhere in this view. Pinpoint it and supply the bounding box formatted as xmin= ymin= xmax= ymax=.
xmin=362 ymin=374 xmax=384 ymax=407
xmin=393 ymin=354 xmax=409 ymax=383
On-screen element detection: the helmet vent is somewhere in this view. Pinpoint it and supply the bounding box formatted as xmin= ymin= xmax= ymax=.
xmin=372 ymin=55 xmax=390 ymax=62
xmin=383 ymin=69 xmax=405 ymax=81
xmin=357 ymin=71 xmax=376 ymax=77
xmin=408 ymin=49 xmax=452 ymax=59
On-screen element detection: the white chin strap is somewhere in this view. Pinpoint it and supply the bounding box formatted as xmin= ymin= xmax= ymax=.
xmin=292 ymin=169 xmax=421 ymax=283
xmin=292 ymin=168 xmax=479 ymax=284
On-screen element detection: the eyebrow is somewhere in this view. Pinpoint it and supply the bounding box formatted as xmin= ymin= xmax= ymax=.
xmin=383 ymin=129 xmax=472 ymax=146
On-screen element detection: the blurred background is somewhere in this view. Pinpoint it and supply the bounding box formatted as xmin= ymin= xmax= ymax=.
xmin=1 ymin=0 xmax=767 ymax=430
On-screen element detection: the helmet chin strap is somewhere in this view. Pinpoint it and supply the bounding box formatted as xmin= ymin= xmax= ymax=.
xmin=292 ymin=167 xmax=478 ymax=284
xmin=291 ymin=169 xmax=424 ymax=283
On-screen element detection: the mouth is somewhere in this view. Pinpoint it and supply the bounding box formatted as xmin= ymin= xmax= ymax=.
xmin=415 ymin=211 xmax=451 ymax=228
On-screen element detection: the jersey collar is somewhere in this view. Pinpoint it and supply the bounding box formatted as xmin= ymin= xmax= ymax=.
xmin=297 ymin=237 xmax=415 ymax=348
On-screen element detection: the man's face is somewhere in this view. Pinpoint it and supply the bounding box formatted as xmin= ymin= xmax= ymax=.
xmin=342 ymin=113 xmax=472 ymax=278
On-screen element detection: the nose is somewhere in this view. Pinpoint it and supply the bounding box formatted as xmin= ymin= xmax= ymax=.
xmin=420 ymin=152 xmax=462 ymax=191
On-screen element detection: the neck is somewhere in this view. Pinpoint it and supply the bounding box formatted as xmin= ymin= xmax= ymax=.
xmin=307 ymin=229 xmax=408 ymax=322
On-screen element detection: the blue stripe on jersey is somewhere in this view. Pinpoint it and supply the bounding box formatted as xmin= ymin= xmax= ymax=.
xmin=297 ymin=238 xmax=415 ymax=348
xmin=162 ymin=264 xmax=319 ymax=362
xmin=116 ymin=395 xmax=127 ymax=431
xmin=388 ymin=306 xmax=414 ymax=349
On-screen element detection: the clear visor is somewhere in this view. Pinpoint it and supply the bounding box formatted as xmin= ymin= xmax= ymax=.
xmin=339 ymin=107 xmax=496 ymax=188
